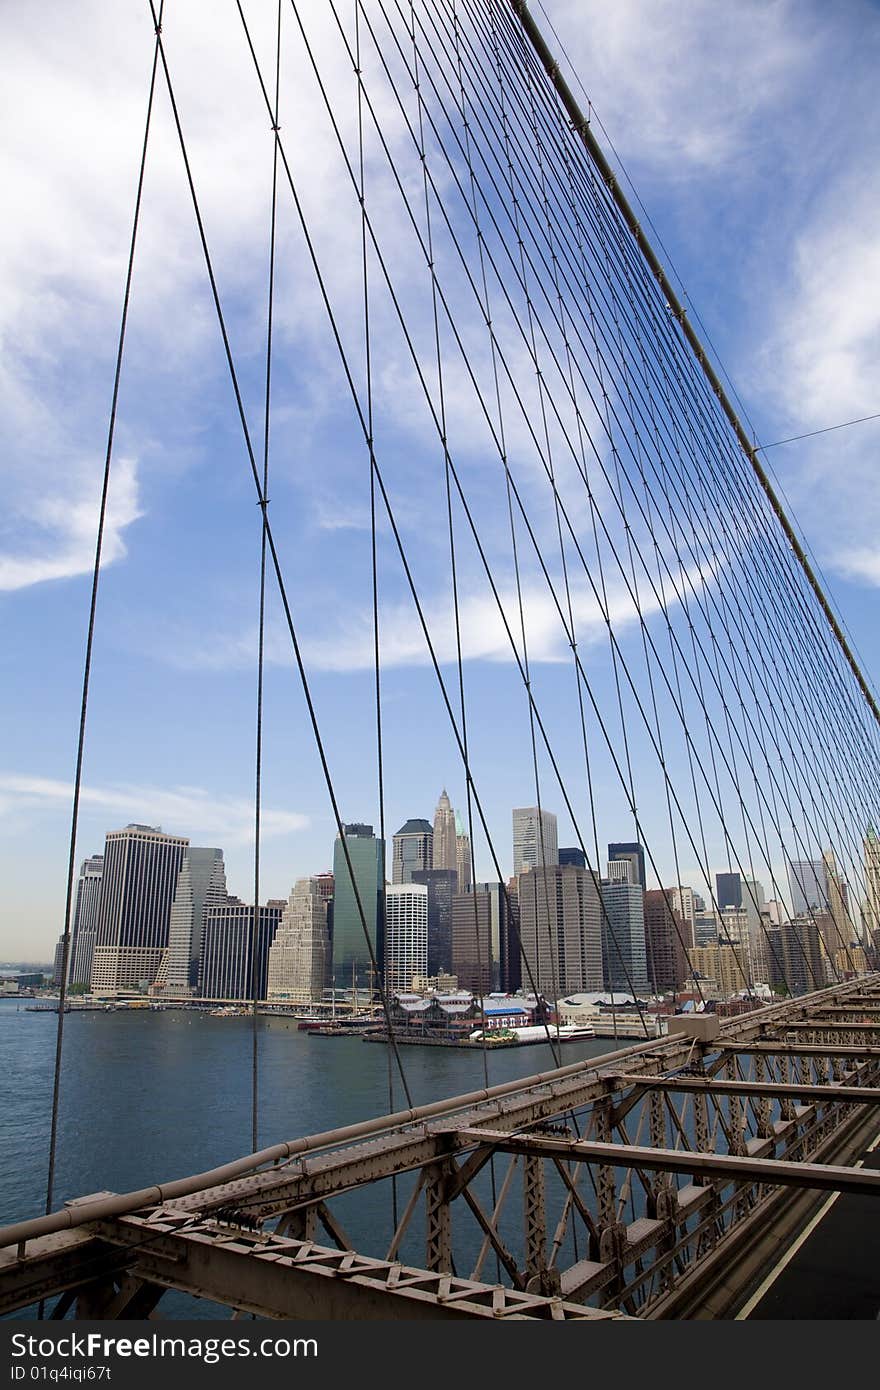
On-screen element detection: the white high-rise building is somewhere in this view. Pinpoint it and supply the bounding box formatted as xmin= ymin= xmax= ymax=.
xmin=267 ymin=875 xmax=333 ymax=1003
xmin=512 ymin=807 xmax=558 ymax=876
xmin=384 ymin=884 xmax=428 ymax=994
xmin=90 ymin=825 xmax=189 ymax=996
xmin=160 ymin=848 xmax=227 ymax=995
xmin=669 ymin=886 xmax=696 ymax=942
xmin=69 ymin=855 xmax=104 ymax=988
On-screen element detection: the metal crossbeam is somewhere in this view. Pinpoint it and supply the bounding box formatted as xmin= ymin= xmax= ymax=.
xmin=455 ymin=1129 xmax=880 ymax=1196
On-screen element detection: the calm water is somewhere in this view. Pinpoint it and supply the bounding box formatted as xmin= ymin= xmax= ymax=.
xmin=1 ymin=999 xmax=615 ymax=1317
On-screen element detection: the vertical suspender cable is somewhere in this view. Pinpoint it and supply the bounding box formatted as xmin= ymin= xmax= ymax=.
xmin=250 ymin=0 xmax=283 ymax=1162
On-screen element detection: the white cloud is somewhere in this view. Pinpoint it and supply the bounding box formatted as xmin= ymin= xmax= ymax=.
xmin=162 ymin=555 xmax=717 ymax=675
xmin=543 ymin=0 xmax=812 ymax=178
xmin=0 ymin=456 xmax=142 ymax=591
xmin=0 ymin=773 xmax=308 ymax=846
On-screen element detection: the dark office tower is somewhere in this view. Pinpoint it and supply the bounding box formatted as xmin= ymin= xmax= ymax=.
xmin=391 ymin=819 xmax=433 ymax=885
xmin=608 ymin=843 xmax=646 ymax=892
xmin=451 ymin=886 xmax=516 ymax=996
xmin=198 ymin=898 xmax=283 ymax=1000
xmin=780 ymin=917 xmax=827 ymax=996
xmin=715 ymin=871 xmax=742 ymax=911
xmin=90 ymin=824 xmax=188 ymax=996
xmin=331 ymin=823 xmax=384 ymax=988
xmin=69 ymin=854 xmax=103 ymax=988
xmin=601 ymin=873 xmax=649 ymax=993
xmin=643 ymin=890 xmax=690 ymax=993
xmin=518 ymin=865 xmax=603 ymax=998
xmin=504 ymin=877 xmax=522 ymax=993
xmin=558 ymin=847 xmax=587 ymax=869
xmin=411 ymin=868 xmax=458 ymax=975
xmin=161 ymin=848 xmax=227 ymax=995
xmin=469 ymin=881 xmax=521 ymax=994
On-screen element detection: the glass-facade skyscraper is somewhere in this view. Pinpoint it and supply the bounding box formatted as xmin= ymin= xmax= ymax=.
xmin=331 ymin=823 xmax=384 ymax=989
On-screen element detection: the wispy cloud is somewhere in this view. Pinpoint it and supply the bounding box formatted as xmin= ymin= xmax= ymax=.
xmin=155 ymin=556 xmax=717 ymax=674
xmin=0 ymin=774 xmax=308 ymax=846
xmin=0 ymin=456 xmax=142 ymax=592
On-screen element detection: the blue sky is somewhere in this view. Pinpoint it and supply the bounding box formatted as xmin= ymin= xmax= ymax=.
xmin=2 ymin=0 xmax=879 ymax=959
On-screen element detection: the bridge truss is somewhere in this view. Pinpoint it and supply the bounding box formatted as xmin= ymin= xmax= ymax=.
xmin=4 ymin=978 xmax=880 ymax=1319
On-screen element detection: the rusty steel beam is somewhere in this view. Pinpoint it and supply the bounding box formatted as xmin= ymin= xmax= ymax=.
xmin=456 ymin=1129 xmax=880 ymax=1196
xmin=723 ymin=1043 xmax=880 ymax=1059
xmin=772 ymin=1021 xmax=880 ymax=1032
xmin=607 ymin=1074 xmax=880 ymax=1106
xmin=95 ymin=1212 xmax=621 ymax=1321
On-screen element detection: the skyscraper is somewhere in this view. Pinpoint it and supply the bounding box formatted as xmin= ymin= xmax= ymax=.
xmin=266 ymin=875 xmax=333 ymax=1003
xmin=863 ymin=829 xmax=880 ymax=938
xmin=69 ymin=854 xmax=104 ymax=988
xmin=161 ymin=847 xmax=227 ymax=995
xmin=715 ymin=871 xmax=742 ymax=912
xmin=455 ymin=821 xmax=472 ymax=893
xmin=669 ymin=886 xmax=696 ymax=940
xmin=518 ymin=864 xmax=603 ymax=998
xmin=411 ymin=867 xmax=458 ymax=975
xmin=512 ymin=807 xmax=558 ymax=876
xmin=90 ymin=825 xmax=188 ymax=995
xmin=601 ymin=865 xmax=648 ymax=994
xmin=608 ymin=842 xmax=646 ymax=891
xmin=787 ymin=856 xmax=826 ymax=918
xmin=331 ymin=823 xmax=384 ymax=989
xmin=822 ymin=849 xmax=851 ymax=956
xmin=558 ymin=847 xmax=587 ymax=868
xmin=198 ymin=898 xmax=283 ymax=1000
xmin=391 ymin=819 xmax=433 ymax=884
xmin=643 ymin=890 xmax=690 ymax=993
xmin=384 ymin=884 xmax=428 ymax=994
xmin=432 ymin=790 xmax=457 ymax=873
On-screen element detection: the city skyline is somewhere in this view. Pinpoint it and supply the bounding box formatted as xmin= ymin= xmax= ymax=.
xmin=39 ymin=803 xmax=874 ymax=1005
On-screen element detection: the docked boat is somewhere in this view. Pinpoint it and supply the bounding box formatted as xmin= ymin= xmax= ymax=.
xmin=468 ymin=1022 xmax=595 ymax=1044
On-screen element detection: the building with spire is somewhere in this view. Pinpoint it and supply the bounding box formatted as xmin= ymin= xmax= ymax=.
xmin=455 ymin=814 xmax=472 ymax=893
xmin=432 ymin=790 xmax=457 ymax=873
